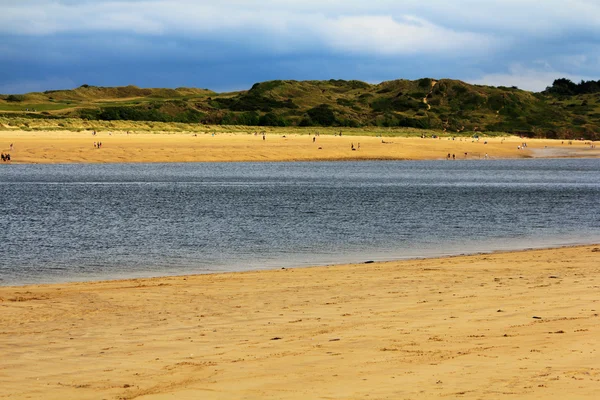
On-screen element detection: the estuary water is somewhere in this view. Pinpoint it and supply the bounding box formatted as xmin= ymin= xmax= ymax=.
xmin=1 ymin=159 xmax=599 ymax=286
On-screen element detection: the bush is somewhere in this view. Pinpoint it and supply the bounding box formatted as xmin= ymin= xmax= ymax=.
xmin=78 ymin=104 xmax=204 ymax=123
xmin=371 ymin=96 xmax=424 ymax=112
xmin=307 ymin=104 xmax=336 ymax=126
xmin=258 ymin=112 xmax=288 ymax=126
xmin=6 ymin=95 xmax=25 ymax=102
xmin=213 ymin=93 xmax=297 ymax=112
xmin=417 ymin=78 xmax=432 ymax=88
xmin=298 ymin=117 xmax=313 ymax=127
xmin=237 ymin=111 xmax=260 ymax=126
xmin=336 ymin=98 xmax=354 ymax=107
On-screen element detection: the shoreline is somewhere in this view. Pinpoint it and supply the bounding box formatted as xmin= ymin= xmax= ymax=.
xmin=3 ymin=240 xmax=599 ymax=289
xmin=1 ymin=244 xmax=599 ymax=399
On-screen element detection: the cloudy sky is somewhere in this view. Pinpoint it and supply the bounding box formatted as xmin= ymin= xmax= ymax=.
xmin=1 ymin=0 xmax=599 ymax=94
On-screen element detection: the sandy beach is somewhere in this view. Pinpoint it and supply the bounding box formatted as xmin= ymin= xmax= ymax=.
xmin=1 ymin=130 xmax=598 ymax=163
xmin=1 ymin=245 xmax=599 ymax=399
xmin=1 ymin=130 xmax=598 ymax=399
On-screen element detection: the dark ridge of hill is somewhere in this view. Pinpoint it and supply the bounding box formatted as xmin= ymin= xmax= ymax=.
xmin=0 ymin=85 xmax=215 ymax=103
xmin=1 ymin=79 xmax=599 ymax=139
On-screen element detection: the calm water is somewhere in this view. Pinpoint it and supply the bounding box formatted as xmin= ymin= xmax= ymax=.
xmin=1 ymin=159 xmax=599 ymax=286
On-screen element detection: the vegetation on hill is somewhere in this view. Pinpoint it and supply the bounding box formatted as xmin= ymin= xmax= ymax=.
xmin=543 ymin=78 xmax=600 ymax=96
xmin=1 ymin=79 xmax=599 ymax=139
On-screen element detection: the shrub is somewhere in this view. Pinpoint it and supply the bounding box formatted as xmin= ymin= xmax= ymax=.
xmin=6 ymin=95 xmax=25 ymax=102
xmin=418 ymin=78 xmax=432 ymax=88
xmin=258 ymin=112 xmax=288 ymax=126
xmin=213 ymin=93 xmax=297 ymax=112
xmin=307 ymin=104 xmax=336 ymax=126
xmin=298 ymin=117 xmax=313 ymax=127
xmin=336 ymin=98 xmax=354 ymax=107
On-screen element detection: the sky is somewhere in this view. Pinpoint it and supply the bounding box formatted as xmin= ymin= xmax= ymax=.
xmin=1 ymin=0 xmax=599 ymax=94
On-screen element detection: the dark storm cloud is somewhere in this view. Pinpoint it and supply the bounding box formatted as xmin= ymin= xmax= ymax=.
xmin=1 ymin=0 xmax=598 ymax=93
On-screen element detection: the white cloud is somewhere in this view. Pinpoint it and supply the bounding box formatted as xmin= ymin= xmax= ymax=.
xmin=3 ymin=0 xmax=600 ymax=38
xmin=1 ymin=0 xmax=599 ymax=91
xmin=318 ymin=15 xmax=493 ymax=55
xmin=468 ymin=64 xmax=594 ymax=92
xmin=0 ymin=1 xmax=496 ymax=56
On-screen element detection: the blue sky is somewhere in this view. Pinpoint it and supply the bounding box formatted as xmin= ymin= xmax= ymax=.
xmin=1 ymin=0 xmax=599 ymax=94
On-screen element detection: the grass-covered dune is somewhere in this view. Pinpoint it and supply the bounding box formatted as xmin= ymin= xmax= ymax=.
xmin=1 ymin=78 xmax=599 ymax=140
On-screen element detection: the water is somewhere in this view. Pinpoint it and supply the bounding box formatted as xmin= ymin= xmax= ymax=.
xmin=1 ymin=159 xmax=599 ymax=286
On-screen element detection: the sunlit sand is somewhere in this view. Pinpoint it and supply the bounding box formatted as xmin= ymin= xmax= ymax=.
xmin=2 ymin=130 xmax=598 ymax=163
xmin=1 ymin=246 xmax=599 ymax=399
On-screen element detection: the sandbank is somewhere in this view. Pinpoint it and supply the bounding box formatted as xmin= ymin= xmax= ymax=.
xmin=1 ymin=245 xmax=599 ymax=399
xmin=1 ymin=130 xmax=598 ymax=163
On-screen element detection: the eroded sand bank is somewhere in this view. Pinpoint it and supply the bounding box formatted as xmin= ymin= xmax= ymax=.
xmin=1 ymin=245 xmax=599 ymax=399
xmin=2 ymin=130 xmax=598 ymax=163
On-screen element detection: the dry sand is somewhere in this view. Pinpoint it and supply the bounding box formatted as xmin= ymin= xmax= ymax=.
xmin=1 ymin=245 xmax=599 ymax=399
xmin=2 ymin=130 xmax=598 ymax=163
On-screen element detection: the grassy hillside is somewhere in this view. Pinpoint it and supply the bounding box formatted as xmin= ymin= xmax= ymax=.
xmin=1 ymin=79 xmax=599 ymax=139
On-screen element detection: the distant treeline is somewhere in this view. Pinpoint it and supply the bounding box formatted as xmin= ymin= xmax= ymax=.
xmin=545 ymin=78 xmax=600 ymax=96
xmin=78 ymin=104 xmax=436 ymax=128
xmin=79 ymin=102 xmax=205 ymax=124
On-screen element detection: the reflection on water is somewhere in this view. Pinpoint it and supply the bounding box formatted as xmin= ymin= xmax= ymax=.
xmin=1 ymin=159 xmax=599 ymax=285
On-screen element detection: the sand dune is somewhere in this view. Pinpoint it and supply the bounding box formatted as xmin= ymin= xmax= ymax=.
xmin=2 ymin=130 xmax=598 ymax=163
xmin=1 ymin=245 xmax=599 ymax=399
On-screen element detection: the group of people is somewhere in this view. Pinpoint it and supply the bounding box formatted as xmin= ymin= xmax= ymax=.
xmin=93 ymin=141 xmax=103 ymax=148
xmin=1 ymin=143 xmax=12 ymax=162
xmin=252 ymin=131 xmax=267 ymax=140
xmin=447 ymin=152 xmax=489 ymax=159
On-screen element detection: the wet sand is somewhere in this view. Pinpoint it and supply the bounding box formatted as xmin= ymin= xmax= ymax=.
xmin=1 ymin=245 xmax=599 ymax=399
xmin=2 ymin=130 xmax=598 ymax=163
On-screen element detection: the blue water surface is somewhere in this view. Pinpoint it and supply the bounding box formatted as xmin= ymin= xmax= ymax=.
xmin=1 ymin=159 xmax=599 ymax=285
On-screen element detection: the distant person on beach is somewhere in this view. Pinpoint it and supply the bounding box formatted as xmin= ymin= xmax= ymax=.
xmin=1 ymin=153 xmax=5 ymax=162
xmin=452 ymin=154 xmax=455 ymax=160
xmin=313 ymin=136 xmax=316 ymax=143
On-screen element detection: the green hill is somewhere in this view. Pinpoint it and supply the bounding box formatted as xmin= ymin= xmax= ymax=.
xmin=1 ymin=78 xmax=599 ymax=139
